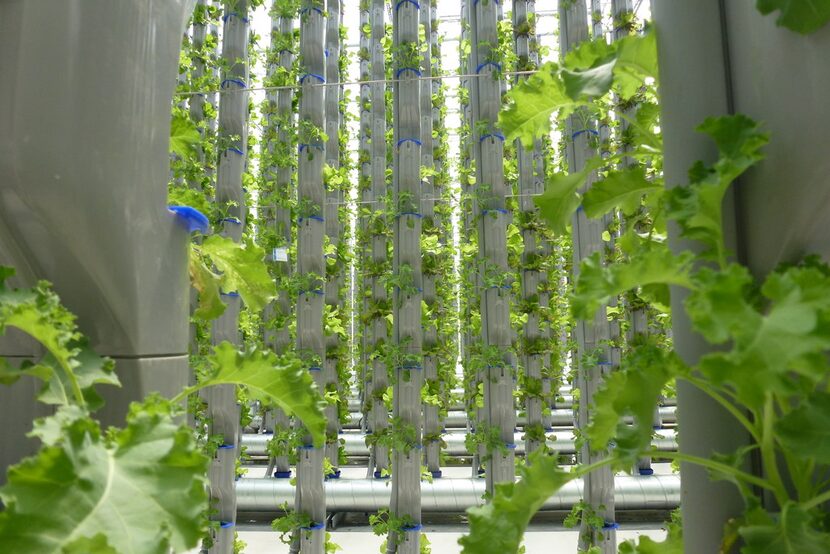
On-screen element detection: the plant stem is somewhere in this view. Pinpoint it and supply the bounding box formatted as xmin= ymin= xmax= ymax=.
xmin=171 ymin=384 xmax=202 ymax=405
xmin=761 ymin=393 xmax=790 ymax=507
xmin=802 ymin=487 xmax=830 ymax=510
xmin=644 ymin=449 xmax=776 ymax=492
xmin=683 ymin=374 xmax=760 ymax=443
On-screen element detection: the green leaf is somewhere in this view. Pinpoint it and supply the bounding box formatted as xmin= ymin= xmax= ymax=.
xmin=572 ymin=246 xmax=695 ymax=320
xmin=587 ymin=339 xmax=684 ymax=466
xmin=0 ymin=396 xmax=209 ymax=554
xmin=500 ymin=63 xmax=575 ymax=150
xmin=198 ymin=235 xmax=277 ymax=312
xmin=0 ymin=276 xmax=119 ymax=408
xmin=200 ymin=342 xmax=327 ymax=447
xmin=534 ymin=157 xmax=603 ymax=235
xmin=459 ymin=450 xmax=575 ymax=554
xmin=582 ymin=166 xmax=662 ymax=218
xmin=775 ymin=392 xmax=830 ymax=463
xmin=666 ymin=115 xmax=768 ymax=263
xmin=561 ymin=59 xmax=616 ymax=99
xmin=618 ymin=512 xmax=682 ymax=554
xmin=169 ymin=114 xmax=201 ymax=159
xmin=691 ymin=263 xmax=830 ymax=408
xmin=188 ymin=244 xmax=226 ymax=321
xmin=613 ymin=31 xmax=659 ymax=98
xmin=740 ymin=503 xmax=830 ymax=553
xmin=756 ymin=0 xmax=830 ymax=34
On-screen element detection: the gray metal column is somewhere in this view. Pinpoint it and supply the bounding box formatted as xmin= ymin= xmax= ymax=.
xmin=262 ymin=1 xmax=297 ymax=480
xmin=559 ymin=2 xmax=616 ymax=551
xmin=468 ymin=0 xmax=515 ymax=495
xmin=368 ymin=0 xmax=391 ymax=479
xmin=323 ymin=0 xmax=344 ymax=476
xmin=513 ymin=0 xmax=549 ymax=457
xmin=206 ymin=2 xmax=249 ymax=551
xmin=295 ymin=1 xmax=328 ymax=552
xmin=651 ymin=0 xmax=830 ymax=550
xmin=390 ymin=0 xmax=424 ymax=551
xmin=419 ymin=0 xmax=442 ymax=480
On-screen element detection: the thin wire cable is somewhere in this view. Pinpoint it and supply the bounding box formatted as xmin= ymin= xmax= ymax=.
xmin=174 ymin=69 xmax=539 ymax=97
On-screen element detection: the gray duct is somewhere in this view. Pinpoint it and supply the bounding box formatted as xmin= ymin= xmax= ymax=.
xmin=236 ymin=474 xmax=680 ymax=512
xmin=0 ymin=0 xmax=195 ymax=481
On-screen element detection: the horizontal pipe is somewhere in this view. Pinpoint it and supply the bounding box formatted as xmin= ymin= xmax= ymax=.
xmin=236 ymin=474 xmax=680 ymax=512
xmin=345 ymin=396 xmax=677 ymax=412
xmin=242 ymin=429 xmax=677 ymax=457
xmin=334 ymin=406 xmax=676 ymax=429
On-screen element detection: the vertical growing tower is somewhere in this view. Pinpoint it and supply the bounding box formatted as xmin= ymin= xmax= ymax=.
xmin=390 ymin=0 xmax=423 ymax=550
xmin=295 ymin=1 xmax=327 ymax=551
xmin=207 ymin=1 xmax=249 ymax=551
xmin=468 ymin=0 xmax=515 ymax=494
xmin=560 ymin=1 xmax=617 ymax=552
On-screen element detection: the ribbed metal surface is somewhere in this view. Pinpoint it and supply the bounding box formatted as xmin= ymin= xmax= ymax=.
xmin=236 ymin=474 xmax=681 ymax=512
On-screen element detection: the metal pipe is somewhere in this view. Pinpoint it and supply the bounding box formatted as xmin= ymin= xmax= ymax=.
xmin=242 ymin=429 xmax=677 ymax=457
xmin=336 ymin=407 xmax=677 ymax=429
xmin=236 ymin=474 xmax=680 ymax=512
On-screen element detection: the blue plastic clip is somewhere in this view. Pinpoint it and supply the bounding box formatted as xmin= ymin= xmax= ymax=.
xmin=299 ymin=73 xmax=326 ymax=84
xmin=395 ymin=0 xmax=420 ymax=11
xmin=479 ymin=132 xmax=506 ymax=143
xmin=220 ymin=291 xmax=240 ymax=298
xmin=476 ymin=61 xmax=502 ymax=74
xmin=602 ymin=521 xmax=620 ymax=530
xmin=168 ymin=205 xmax=209 ymax=234
xmin=300 ymin=522 xmax=326 ymax=531
xmin=299 ymin=6 xmax=324 ymax=16
xmin=395 ymin=67 xmax=422 ymax=78
xmin=481 ymin=208 xmax=509 ymax=216
xmin=274 ymin=470 xmax=292 ymax=479
xmin=571 ymin=128 xmax=599 ymax=140
xmin=401 ymin=523 xmax=423 ymax=532
xmin=308 ymin=366 xmax=323 ymax=372
xmin=326 ymin=469 xmax=342 ymax=480
xmin=399 ymin=364 xmax=423 ymax=371
xmin=374 ymin=470 xmax=390 ymax=479
xmin=218 ymin=443 xmax=235 ymax=449
xmin=638 ymin=468 xmax=655 ymax=476
xmin=220 ymin=217 xmax=242 ymax=224
xmin=222 ymin=12 xmax=250 ymax=23
xmin=225 ymin=147 xmax=244 ymax=156
xmin=298 ymin=143 xmax=325 ymax=153
xmin=220 ymin=521 xmax=236 ymax=529
xmin=396 ymin=137 xmax=423 ymax=147
xmin=430 ymin=470 xmax=443 ymax=478
xmin=221 ymin=78 xmax=247 ymax=89
xmin=396 ymin=211 xmax=423 ymax=219
xmin=298 ymin=214 xmax=325 ymax=223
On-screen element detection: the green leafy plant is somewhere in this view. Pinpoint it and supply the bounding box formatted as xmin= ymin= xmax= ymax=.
xmin=0 ymin=268 xmax=326 ymax=553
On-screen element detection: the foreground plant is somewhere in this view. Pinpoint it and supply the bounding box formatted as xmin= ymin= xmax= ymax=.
xmin=0 ymin=268 xmax=325 ymax=553
xmin=461 ymin=112 xmax=830 ymax=552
